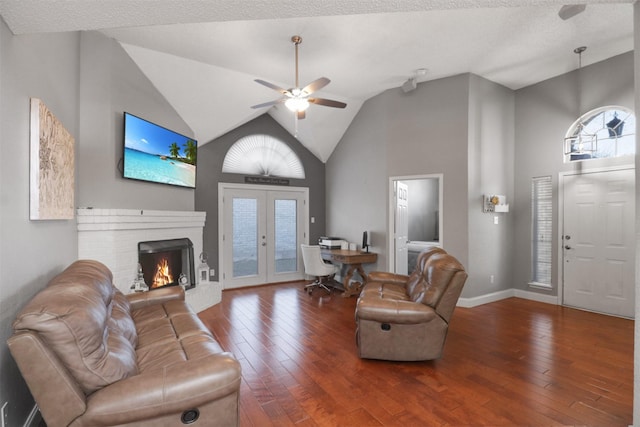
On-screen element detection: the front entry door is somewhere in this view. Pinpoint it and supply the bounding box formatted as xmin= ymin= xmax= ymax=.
xmin=562 ymin=168 xmax=635 ymax=318
xmin=222 ymin=186 xmax=306 ymax=289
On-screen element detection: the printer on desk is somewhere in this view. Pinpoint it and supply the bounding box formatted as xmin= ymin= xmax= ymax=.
xmin=318 ymin=237 xmax=345 ymax=250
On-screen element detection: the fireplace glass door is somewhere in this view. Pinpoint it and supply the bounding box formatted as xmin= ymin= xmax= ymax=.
xmin=222 ymin=187 xmax=306 ymax=288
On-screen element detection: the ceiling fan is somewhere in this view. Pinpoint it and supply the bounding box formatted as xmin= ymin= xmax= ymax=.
xmin=251 ymin=35 xmax=346 ymax=120
xmin=558 ymin=4 xmax=586 ymax=20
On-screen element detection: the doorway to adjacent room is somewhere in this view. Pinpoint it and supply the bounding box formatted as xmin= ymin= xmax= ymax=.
xmin=388 ymin=174 xmax=443 ymax=274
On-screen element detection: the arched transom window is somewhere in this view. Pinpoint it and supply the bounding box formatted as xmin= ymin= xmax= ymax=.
xmin=222 ymin=134 xmax=305 ymax=179
xmin=564 ymin=106 xmax=636 ymax=162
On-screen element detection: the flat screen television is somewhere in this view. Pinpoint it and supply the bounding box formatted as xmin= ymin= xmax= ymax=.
xmin=123 ymin=112 xmax=197 ymax=188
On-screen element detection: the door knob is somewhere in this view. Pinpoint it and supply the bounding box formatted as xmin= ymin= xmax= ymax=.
xmin=564 ymin=245 xmax=572 ymax=250
xmin=262 ymin=242 xmax=267 ymax=247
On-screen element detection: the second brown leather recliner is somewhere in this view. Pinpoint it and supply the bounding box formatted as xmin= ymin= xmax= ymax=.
xmin=355 ymin=247 xmax=467 ymax=361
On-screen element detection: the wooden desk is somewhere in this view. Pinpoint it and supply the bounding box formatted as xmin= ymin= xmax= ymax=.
xmin=321 ymin=249 xmax=378 ymax=297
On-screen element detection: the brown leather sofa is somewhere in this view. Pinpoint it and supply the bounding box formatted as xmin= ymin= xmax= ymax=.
xmin=8 ymin=260 xmax=241 ymax=427
xmin=355 ymin=247 xmax=467 ymax=361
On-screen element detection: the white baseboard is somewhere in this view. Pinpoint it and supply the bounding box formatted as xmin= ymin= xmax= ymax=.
xmin=514 ymin=288 xmax=559 ymax=305
xmin=457 ymin=289 xmax=514 ymax=308
xmin=457 ymin=288 xmax=559 ymax=308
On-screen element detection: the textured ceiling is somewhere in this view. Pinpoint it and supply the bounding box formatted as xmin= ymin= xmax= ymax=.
xmin=0 ymin=0 xmax=635 ymax=162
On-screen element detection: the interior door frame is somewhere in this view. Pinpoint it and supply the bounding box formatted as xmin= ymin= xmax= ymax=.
xmin=218 ymin=182 xmax=309 ymax=289
xmin=388 ymin=173 xmax=443 ymax=273
xmin=394 ymin=180 xmax=409 ymax=275
xmin=557 ymin=164 xmax=635 ymax=307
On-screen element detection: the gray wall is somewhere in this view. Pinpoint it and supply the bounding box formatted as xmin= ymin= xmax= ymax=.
xmin=195 ymin=114 xmax=326 ymax=281
xmin=78 ymin=31 xmax=195 ymax=210
xmin=326 ymin=74 xmax=470 ymax=285
xmin=0 ymin=22 xmax=80 ymax=426
xmin=514 ymin=51 xmax=635 ymax=297
xmin=325 ymin=90 xmax=388 ymax=266
xmin=329 ymin=54 xmax=633 ymax=300
xmin=467 ymin=75 xmax=515 ymax=297
xmin=327 ymin=73 xmax=517 ymax=298
xmin=0 ymin=28 xmax=197 ymax=425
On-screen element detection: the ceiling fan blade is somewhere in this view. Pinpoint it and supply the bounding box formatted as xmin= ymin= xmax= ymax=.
xmin=297 ymin=110 xmax=306 ymax=120
xmin=309 ymin=98 xmax=347 ymax=109
xmin=302 ymin=77 xmax=330 ymax=95
xmin=254 ymin=79 xmax=290 ymax=95
xmin=250 ymin=99 xmax=284 ymax=109
xmin=558 ymin=4 xmax=586 ymax=20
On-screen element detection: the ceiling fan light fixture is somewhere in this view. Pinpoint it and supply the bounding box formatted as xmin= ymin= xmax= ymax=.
xmin=285 ymin=97 xmax=310 ymax=112
xmin=251 ymin=35 xmax=346 ymax=118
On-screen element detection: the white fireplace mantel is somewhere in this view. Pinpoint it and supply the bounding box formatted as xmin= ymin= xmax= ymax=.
xmin=77 ymin=208 xmax=220 ymax=312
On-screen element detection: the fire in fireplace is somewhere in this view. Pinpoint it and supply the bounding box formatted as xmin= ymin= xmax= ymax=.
xmin=138 ymin=238 xmax=195 ymax=290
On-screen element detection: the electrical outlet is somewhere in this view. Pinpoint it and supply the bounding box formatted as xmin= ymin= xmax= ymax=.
xmin=209 ymin=268 xmax=215 ymax=277
xmin=490 ymin=275 xmax=495 ymax=284
xmin=2 ymin=401 xmax=8 ymax=427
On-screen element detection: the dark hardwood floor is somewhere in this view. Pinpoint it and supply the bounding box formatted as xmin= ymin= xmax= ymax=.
xmin=198 ymin=282 xmax=634 ymax=427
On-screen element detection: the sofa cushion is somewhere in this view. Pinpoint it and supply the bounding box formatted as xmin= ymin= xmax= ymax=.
xmin=407 ymin=277 xmax=428 ymax=304
xmin=110 ymin=291 xmax=138 ymax=348
xmin=12 ymin=260 xmax=138 ymax=394
xmin=360 ymin=282 xmax=408 ymax=300
xmin=404 ymin=270 xmax=422 ymax=297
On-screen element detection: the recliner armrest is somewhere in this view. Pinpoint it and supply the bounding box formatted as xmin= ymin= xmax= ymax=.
xmin=127 ymin=286 xmax=185 ymax=310
xmin=367 ymin=271 xmax=410 ymax=286
xmin=356 ymin=298 xmax=437 ymax=324
xmin=81 ymin=352 xmax=241 ymax=425
xmin=7 ymin=331 xmax=86 ymax=427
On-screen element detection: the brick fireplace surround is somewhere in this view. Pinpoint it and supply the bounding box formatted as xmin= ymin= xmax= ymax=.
xmin=77 ymin=208 xmax=221 ymax=312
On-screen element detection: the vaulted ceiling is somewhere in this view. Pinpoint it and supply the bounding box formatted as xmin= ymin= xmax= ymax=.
xmin=0 ymin=0 xmax=634 ymax=162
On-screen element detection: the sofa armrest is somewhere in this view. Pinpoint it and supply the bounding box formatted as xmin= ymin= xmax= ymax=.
xmin=367 ymin=271 xmax=410 ymax=286
xmin=81 ymin=352 xmax=241 ymax=425
xmin=8 ymin=332 xmax=87 ymax=427
xmin=356 ymin=297 xmax=437 ymax=324
xmin=126 ymin=286 xmax=185 ymax=310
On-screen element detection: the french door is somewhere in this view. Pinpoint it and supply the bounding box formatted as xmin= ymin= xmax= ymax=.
xmin=562 ymin=168 xmax=635 ymax=318
xmin=220 ymin=184 xmax=307 ymax=289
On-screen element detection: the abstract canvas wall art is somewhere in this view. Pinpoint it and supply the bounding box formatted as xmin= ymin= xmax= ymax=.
xmin=29 ymin=98 xmax=75 ymax=220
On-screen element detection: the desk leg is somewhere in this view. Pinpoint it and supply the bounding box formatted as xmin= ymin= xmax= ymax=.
xmin=341 ymin=264 xmax=368 ymax=298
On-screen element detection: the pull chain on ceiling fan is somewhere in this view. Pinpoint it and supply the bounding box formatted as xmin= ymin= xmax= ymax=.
xmin=250 ymin=35 xmax=347 ymax=120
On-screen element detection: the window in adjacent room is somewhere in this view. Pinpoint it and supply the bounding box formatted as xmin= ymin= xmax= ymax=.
xmin=564 ymin=106 xmax=635 ymax=162
xmin=222 ymin=134 xmax=305 ymax=179
xmin=531 ymin=176 xmax=552 ymax=288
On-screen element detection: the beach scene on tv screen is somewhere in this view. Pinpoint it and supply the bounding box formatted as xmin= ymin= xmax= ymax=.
xmin=124 ymin=114 xmax=196 ymax=188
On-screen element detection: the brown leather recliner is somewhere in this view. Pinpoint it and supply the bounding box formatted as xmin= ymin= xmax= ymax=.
xmin=355 ymin=247 xmax=467 ymax=361
xmin=8 ymin=260 xmax=241 ymax=427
